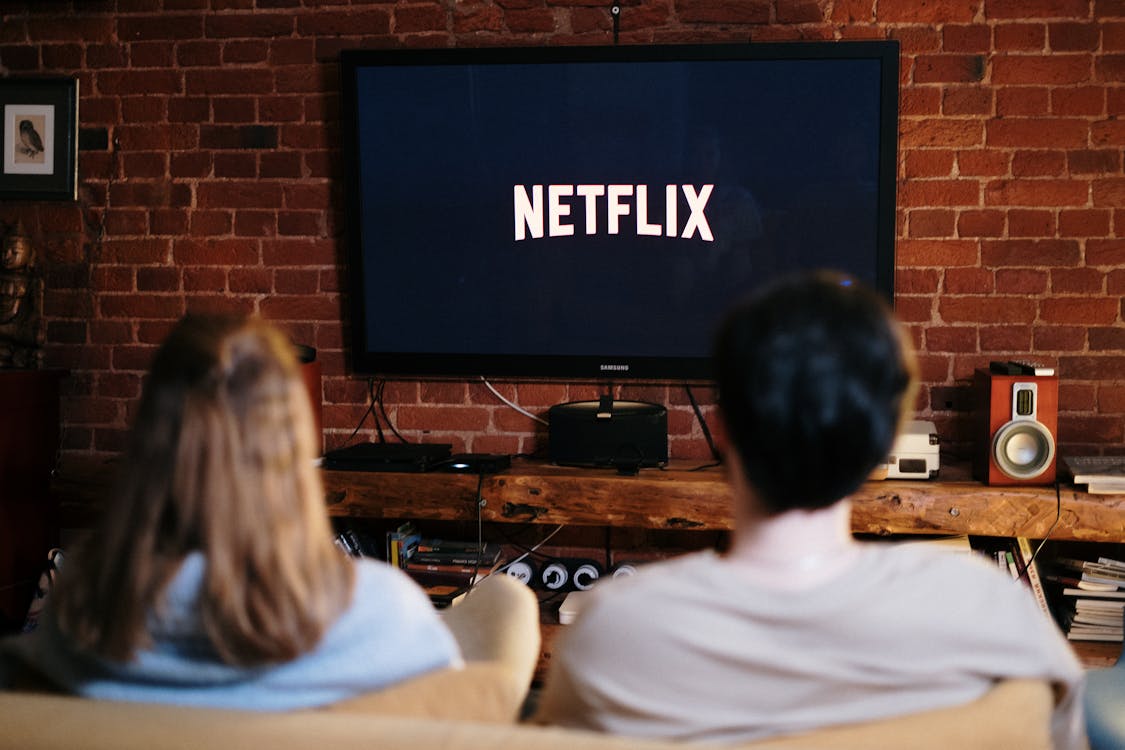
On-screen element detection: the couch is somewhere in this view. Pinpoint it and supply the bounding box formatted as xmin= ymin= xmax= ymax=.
xmin=1 ymin=575 xmax=1055 ymax=750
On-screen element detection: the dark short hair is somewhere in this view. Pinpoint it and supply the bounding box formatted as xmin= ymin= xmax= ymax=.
xmin=713 ymin=271 xmax=917 ymax=515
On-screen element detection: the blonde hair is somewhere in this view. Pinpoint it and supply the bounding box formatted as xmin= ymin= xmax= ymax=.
xmin=56 ymin=315 xmax=354 ymax=665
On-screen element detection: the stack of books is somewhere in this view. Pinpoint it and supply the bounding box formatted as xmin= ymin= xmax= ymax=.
xmin=973 ymin=537 xmax=1052 ymax=620
xmin=1064 ymin=456 xmax=1125 ymax=495
xmin=385 ymin=530 xmax=504 ymax=608
xmin=1045 ymin=556 xmax=1125 ymax=642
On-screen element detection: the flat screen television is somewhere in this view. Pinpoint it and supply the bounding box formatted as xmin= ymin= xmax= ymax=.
xmin=339 ymin=41 xmax=899 ymax=381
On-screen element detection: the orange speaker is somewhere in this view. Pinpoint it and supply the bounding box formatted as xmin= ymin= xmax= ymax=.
xmin=973 ymin=369 xmax=1058 ymax=486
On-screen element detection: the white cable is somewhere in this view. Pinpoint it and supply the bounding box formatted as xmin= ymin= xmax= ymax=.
xmin=480 ymin=376 xmax=549 ymax=426
xmin=498 ymin=524 xmax=564 ymax=572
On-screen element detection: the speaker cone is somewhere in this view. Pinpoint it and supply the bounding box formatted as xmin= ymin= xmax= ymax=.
xmin=992 ymin=420 xmax=1055 ymax=480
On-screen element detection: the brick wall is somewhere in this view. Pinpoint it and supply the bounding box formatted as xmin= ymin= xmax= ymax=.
xmin=0 ymin=0 xmax=1122 ymax=463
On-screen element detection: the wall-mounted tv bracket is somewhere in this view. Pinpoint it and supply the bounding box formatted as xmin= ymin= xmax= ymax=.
xmin=611 ymin=3 xmax=621 ymax=45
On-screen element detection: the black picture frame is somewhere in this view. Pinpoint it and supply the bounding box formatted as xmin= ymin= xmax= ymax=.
xmin=0 ymin=77 xmax=78 ymax=201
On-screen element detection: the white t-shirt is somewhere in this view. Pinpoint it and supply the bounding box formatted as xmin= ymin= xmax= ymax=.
xmin=536 ymin=544 xmax=1085 ymax=749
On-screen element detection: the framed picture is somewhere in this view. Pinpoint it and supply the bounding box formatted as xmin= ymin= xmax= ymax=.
xmin=0 ymin=77 xmax=78 ymax=201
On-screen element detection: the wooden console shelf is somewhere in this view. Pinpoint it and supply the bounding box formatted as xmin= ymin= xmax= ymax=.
xmin=323 ymin=458 xmax=1125 ymax=542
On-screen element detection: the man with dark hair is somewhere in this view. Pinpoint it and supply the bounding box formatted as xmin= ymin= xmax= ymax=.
xmin=535 ymin=272 xmax=1084 ymax=748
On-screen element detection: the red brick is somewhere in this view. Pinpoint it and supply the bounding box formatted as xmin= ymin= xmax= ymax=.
xmin=198 ymin=181 xmax=284 ymax=209
xmin=189 ymin=210 xmax=232 ymax=235
xmin=1048 ymin=21 xmax=1102 ymax=50
xmin=903 ymin=150 xmax=955 ymax=177
xmin=261 ymin=294 xmax=340 ymax=321
xmin=986 ymin=0 xmax=1091 ymax=18
xmin=890 ymin=28 xmax=942 ymax=54
xmin=204 ymin=13 xmax=294 ymax=37
xmin=235 ymin=210 xmax=277 ymax=237
xmin=229 ymin=268 xmax=273 ymax=294
xmin=957 ymin=209 xmax=1005 ymax=236
xmin=996 ymin=268 xmax=1049 ymax=293
xmin=1011 ymin=150 xmax=1066 ymax=177
xmin=1100 ymin=385 xmax=1125 ymax=413
xmin=98 ymin=69 xmax=183 ymax=95
xmin=131 ymin=41 xmax=176 ymax=67
xmin=119 ymin=15 xmax=204 ymax=40
xmin=183 ymin=267 xmax=228 ymax=292
xmin=1008 ymin=209 xmax=1056 ymax=236
xmin=1092 ymin=118 xmax=1125 ymax=146
xmin=100 ymin=293 xmax=186 ymax=319
xmin=1053 ymin=267 xmax=1106 ymax=294
xmin=94 ymin=239 xmax=172 ymax=264
xmin=901 ymin=118 xmax=985 ymax=149
xmin=994 ymin=23 xmax=1047 ymax=50
xmin=260 ymin=152 xmax=303 ymax=178
xmin=944 ymin=24 xmax=991 ymax=52
xmin=186 ymin=68 xmax=274 ymax=95
xmin=898 ymin=239 xmax=980 ymax=266
xmin=262 ymin=238 xmax=336 ymax=266
xmin=1041 ymin=297 xmax=1120 ymax=324
xmin=259 ymin=95 xmax=304 ymax=123
xmin=943 ymin=86 xmax=992 ymax=114
xmin=136 ymin=267 xmax=182 ymax=292
xmin=832 ymin=0 xmax=875 ymax=22
xmin=116 ymin=125 xmax=197 ymax=152
xmin=899 ymin=179 xmax=981 ymax=207
xmin=277 ymin=211 xmax=322 ymax=236
xmin=215 ymin=154 xmax=258 ymax=178
xmin=223 ymin=40 xmax=271 ymax=64
xmin=944 ymin=266 xmax=994 ymax=293
xmin=91 ymin=267 xmax=134 ymax=293
xmin=1034 ymin=325 xmax=1087 ymax=351
xmin=982 ymin=238 xmax=1081 ymax=266
xmin=1059 ymin=383 xmax=1097 ymax=411
xmin=1088 ymin=239 xmax=1125 ymax=266
xmin=987 ymin=118 xmax=1089 ymax=148
xmin=212 ymin=99 xmax=259 ymax=123
xmin=122 ymin=152 xmax=168 ymax=178
xmin=980 ymin=325 xmax=1032 ymax=351
xmin=185 ymin=295 xmax=257 ymax=317
xmin=1098 ymin=55 xmax=1125 ymax=82
xmin=994 ymin=54 xmax=1089 ymax=84
xmin=984 ymin=179 xmax=1088 ymax=206
xmin=269 ymin=39 xmax=315 ymax=66
xmin=1051 ymin=86 xmax=1104 ymax=116
xmin=914 ymin=54 xmax=986 ymax=83
xmin=878 ymin=0 xmax=980 ymax=23
xmin=173 ymin=238 xmax=260 ymax=265
xmin=926 ymin=325 xmax=978 ymax=352
xmin=43 ymin=43 xmax=82 ymax=69
xmin=1059 ymin=209 xmax=1111 ymax=236
xmin=274 ymin=269 xmax=319 ymax=294
xmin=1068 ymin=149 xmax=1121 ymax=174
xmin=909 ymin=209 xmax=956 ymax=237
xmin=957 ymin=149 xmax=1010 ymax=176
xmin=1093 ymin=178 xmax=1125 ymax=207
xmin=176 ymin=40 xmax=222 ymax=67
xmin=940 ymin=296 xmax=1037 ymax=323
xmin=171 ymin=152 xmax=213 ymax=178
xmin=996 ymin=86 xmax=1050 ymax=116
xmin=1109 ymin=87 xmax=1125 ymax=115
xmin=901 ymin=88 xmax=942 ymax=116
xmin=1059 ymin=355 xmax=1125 ymax=380
xmin=104 ymin=209 xmax=149 ymax=236
xmin=87 ymin=44 xmax=127 ymax=68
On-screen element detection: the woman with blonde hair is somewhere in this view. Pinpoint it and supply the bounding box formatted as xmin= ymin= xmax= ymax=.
xmin=0 ymin=314 xmax=460 ymax=709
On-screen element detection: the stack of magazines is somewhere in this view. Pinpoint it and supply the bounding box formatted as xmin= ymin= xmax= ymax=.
xmin=1064 ymin=456 xmax=1125 ymax=495
xmin=1047 ymin=556 xmax=1125 ymax=642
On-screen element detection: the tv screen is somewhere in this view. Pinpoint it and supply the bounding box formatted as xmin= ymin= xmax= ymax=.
xmin=340 ymin=41 xmax=899 ymax=381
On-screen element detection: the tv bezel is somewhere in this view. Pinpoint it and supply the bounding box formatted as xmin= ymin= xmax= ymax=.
xmin=339 ymin=41 xmax=900 ymax=382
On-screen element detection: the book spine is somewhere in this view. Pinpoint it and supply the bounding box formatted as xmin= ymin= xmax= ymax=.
xmin=1016 ymin=537 xmax=1052 ymax=618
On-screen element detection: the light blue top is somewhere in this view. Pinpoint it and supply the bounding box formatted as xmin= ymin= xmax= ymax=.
xmin=0 ymin=554 xmax=462 ymax=710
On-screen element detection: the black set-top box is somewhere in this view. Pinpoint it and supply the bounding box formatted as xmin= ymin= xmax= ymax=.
xmin=321 ymin=442 xmax=452 ymax=472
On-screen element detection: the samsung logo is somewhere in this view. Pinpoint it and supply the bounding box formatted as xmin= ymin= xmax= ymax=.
xmin=600 ymin=364 xmax=630 ymax=372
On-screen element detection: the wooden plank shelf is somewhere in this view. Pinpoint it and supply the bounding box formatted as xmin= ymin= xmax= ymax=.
xmin=323 ymin=458 xmax=1125 ymax=543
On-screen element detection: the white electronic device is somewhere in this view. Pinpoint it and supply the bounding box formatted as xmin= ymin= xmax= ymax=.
xmin=882 ymin=420 xmax=939 ymax=479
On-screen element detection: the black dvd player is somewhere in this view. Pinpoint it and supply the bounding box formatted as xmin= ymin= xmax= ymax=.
xmin=321 ymin=442 xmax=452 ymax=472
